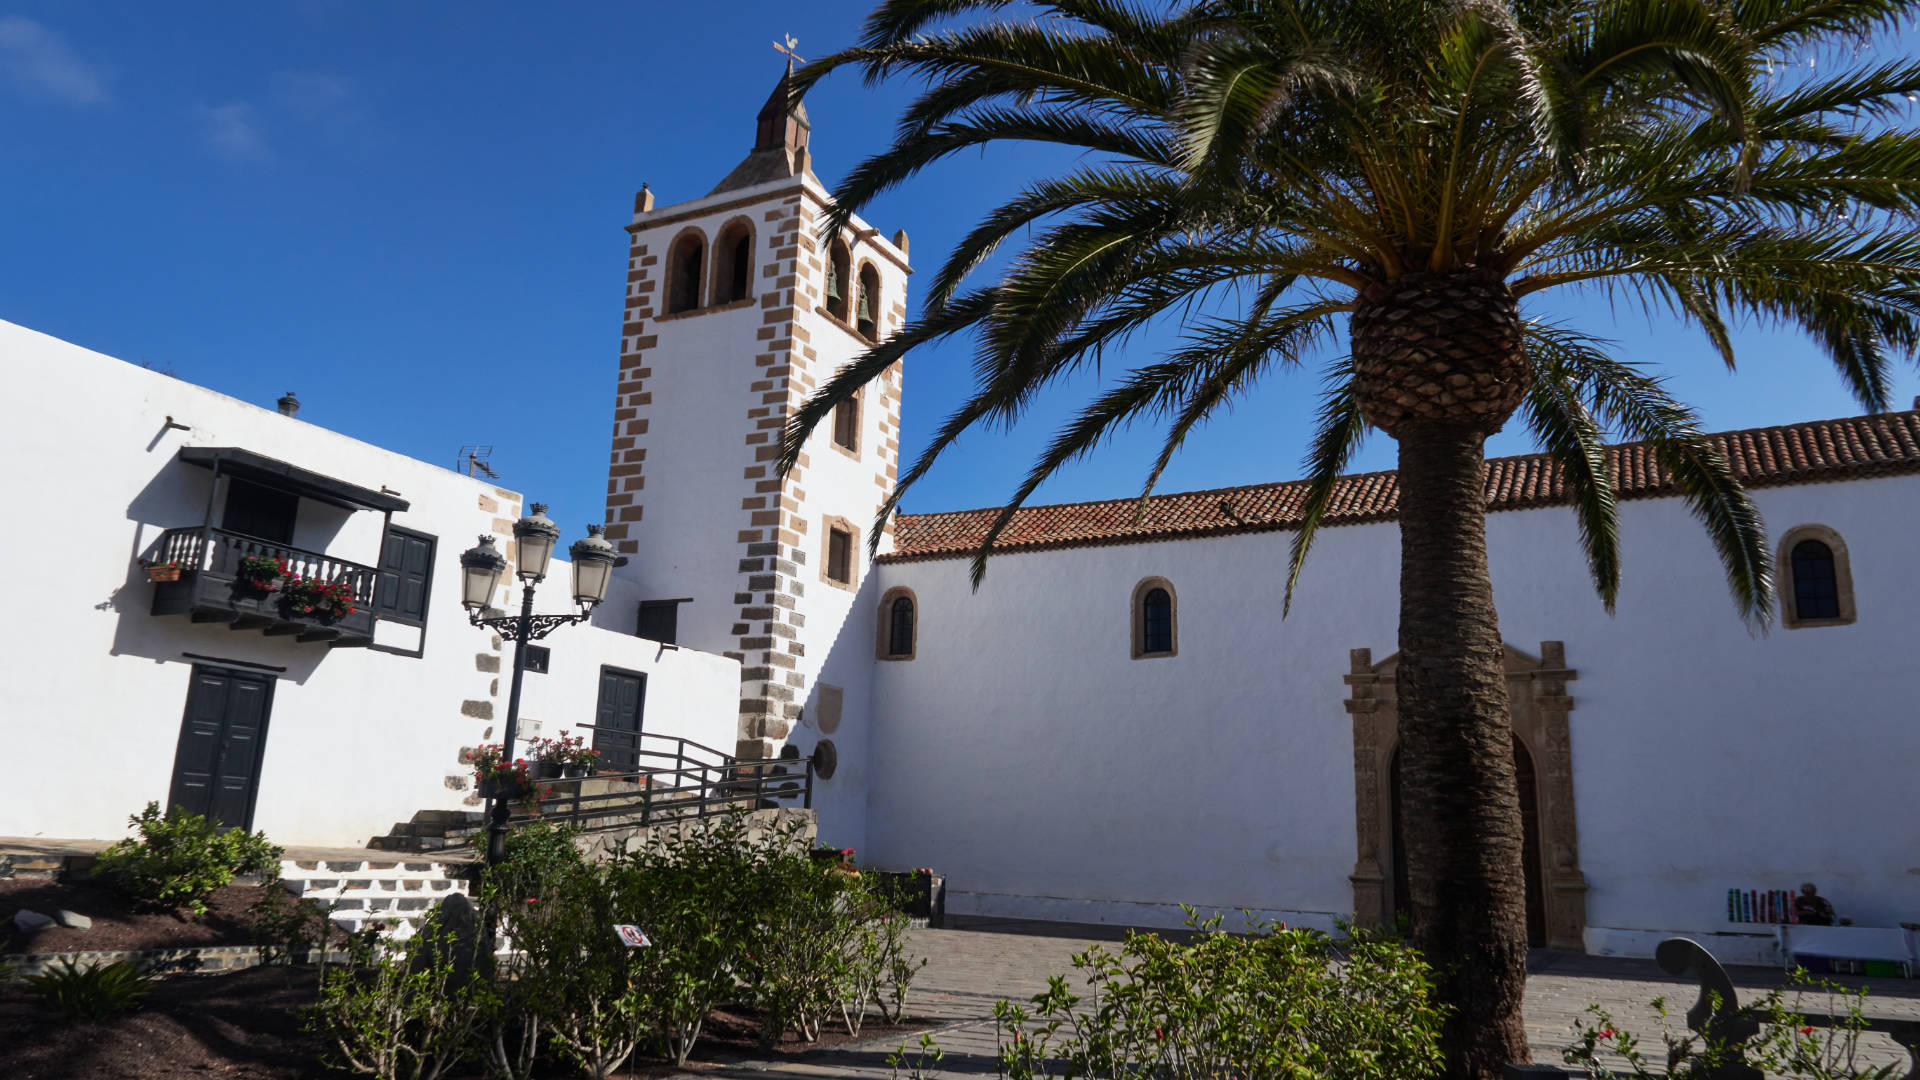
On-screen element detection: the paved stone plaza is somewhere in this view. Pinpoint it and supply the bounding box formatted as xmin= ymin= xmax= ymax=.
xmin=672 ymin=916 xmax=1920 ymax=1080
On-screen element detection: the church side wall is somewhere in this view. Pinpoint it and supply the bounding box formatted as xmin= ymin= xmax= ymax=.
xmin=864 ymin=474 xmax=1920 ymax=954
xmin=866 ymin=525 xmax=1396 ymax=931
xmin=1 ymin=320 xmax=741 ymax=848
xmin=1491 ymin=476 xmax=1920 ymax=962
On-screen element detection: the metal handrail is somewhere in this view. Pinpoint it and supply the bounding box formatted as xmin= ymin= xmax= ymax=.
xmin=512 ymin=750 xmax=813 ymax=836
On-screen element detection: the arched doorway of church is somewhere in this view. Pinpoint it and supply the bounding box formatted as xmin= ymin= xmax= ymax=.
xmin=1387 ymin=735 xmax=1548 ymax=948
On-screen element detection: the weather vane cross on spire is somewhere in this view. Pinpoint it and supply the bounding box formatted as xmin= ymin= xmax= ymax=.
xmin=773 ymin=34 xmax=803 ymax=75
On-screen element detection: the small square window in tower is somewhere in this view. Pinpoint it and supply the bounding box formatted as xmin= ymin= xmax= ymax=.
xmin=831 ymin=393 xmax=859 ymax=454
xmin=826 ymin=525 xmax=854 ymax=585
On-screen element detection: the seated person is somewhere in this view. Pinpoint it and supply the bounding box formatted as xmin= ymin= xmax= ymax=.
xmin=1795 ymin=882 xmax=1837 ymax=926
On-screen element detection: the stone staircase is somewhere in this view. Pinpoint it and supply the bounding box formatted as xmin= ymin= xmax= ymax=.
xmin=366 ymin=809 xmax=488 ymax=854
xmin=367 ymin=776 xmax=723 ymax=854
xmin=277 ymin=856 xmax=471 ymax=938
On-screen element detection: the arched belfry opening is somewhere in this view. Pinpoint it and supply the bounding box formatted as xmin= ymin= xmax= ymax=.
xmin=856 ymin=263 xmax=882 ymax=340
xmin=665 ymin=230 xmax=706 ymax=314
xmin=826 ymin=241 xmax=852 ymax=322
xmin=1345 ymin=641 xmax=1587 ymax=950
xmin=711 ymin=218 xmax=755 ymax=305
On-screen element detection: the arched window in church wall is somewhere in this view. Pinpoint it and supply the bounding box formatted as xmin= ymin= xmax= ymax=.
xmin=710 ymin=217 xmax=756 ymax=305
xmin=825 ymin=240 xmax=852 ymax=322
xmin=877 ymin=586 xmax=917 ymax=661
xmin=665 ymin=229 xmax=707 ymax=314
xmin=856 ymin=262 xmax=882 ymax=341
xmin=1132 ymin=577 xmax=1177 ymax=659
xmin=1779 ymin=524 xmax=1856 ymax=628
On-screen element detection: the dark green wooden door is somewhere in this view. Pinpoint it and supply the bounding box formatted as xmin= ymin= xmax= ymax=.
xmin=591 ymin=667 xmax=646 ymax=771
xmin=169 ymin=666 xmax=275 ymax=829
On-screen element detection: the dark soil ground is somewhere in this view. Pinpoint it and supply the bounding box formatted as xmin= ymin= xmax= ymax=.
xmin=0 ymin=878 xmax=284 ymax=955
xmin=0 ymin=965 xmax=933 ymax=1079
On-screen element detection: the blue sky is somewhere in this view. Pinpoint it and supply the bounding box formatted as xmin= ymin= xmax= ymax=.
xmin=4 ymin=2 xmax=1916 ymax=540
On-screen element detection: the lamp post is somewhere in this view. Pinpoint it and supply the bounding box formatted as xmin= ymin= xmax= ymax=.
xmin=459 ymin=506 xmax=618 ymax=867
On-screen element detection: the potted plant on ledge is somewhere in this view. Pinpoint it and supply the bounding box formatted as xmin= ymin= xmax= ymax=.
xmin=235 ymin=555 xmax=283 ymax=593
xmin=529 ymin=731 xmax=601 ymax=779
xmin=282 ymin=575 xmax=356 ymax=621
xmin=464 ymin=744 xmax=534 ymax=803
xmin=144 ymin=559 xmax=183 ymax=583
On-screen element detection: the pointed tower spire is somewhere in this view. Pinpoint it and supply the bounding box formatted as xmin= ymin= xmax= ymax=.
xmin=711 ymin=52 xmax=812 ymax=195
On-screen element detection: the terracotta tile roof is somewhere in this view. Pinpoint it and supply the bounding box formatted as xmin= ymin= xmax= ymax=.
xmin=883 ymin=408 xmax=1920 ymax=564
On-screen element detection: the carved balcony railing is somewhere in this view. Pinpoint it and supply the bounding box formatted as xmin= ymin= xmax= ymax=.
xmin=147 ymin=526 xmax=379 ymax=647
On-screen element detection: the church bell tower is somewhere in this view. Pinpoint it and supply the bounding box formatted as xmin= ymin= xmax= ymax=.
xmin=602 ymin=67 xmax=910 ymax=759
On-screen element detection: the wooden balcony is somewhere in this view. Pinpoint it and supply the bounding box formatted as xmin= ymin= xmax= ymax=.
xmin=148 ymin=527 xmax=378 ymax=648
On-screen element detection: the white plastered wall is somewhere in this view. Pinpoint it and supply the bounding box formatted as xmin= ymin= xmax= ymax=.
xmin=859 ymin=472 xmax=1920 ymax=953
xmin=0 ymin=320 xmax=742 ymax=848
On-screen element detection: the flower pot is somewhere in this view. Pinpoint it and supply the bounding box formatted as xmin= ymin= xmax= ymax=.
xmin=477 ymin=777 xmax=530 ymax=801
xmin=535 ymin=760 xmax=566 ymax=781
xmin=563 ymin=763 xmax=589 ymax=779
xmin=146 ymin=565 xmax=182 ymax=583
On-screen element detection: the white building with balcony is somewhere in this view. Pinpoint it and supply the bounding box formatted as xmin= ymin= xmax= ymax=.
xmin=2 ymin=318 xmax=746 ymax=850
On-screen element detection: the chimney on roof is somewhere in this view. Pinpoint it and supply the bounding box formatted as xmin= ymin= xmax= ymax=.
xmin=277 ymin=391 xmax=300 ymax=417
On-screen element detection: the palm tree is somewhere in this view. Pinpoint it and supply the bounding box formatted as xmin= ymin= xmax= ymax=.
xmin=780 ymin=1 xmax=1920 ymax=1075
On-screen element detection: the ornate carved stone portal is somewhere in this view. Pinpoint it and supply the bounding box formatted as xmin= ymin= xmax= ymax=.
xmin=1343 ymin=641 xmax=1588 ymax=950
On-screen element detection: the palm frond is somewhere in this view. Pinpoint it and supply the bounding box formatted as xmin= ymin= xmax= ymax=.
xmin=1281 ymin=370 xmax=1368 ymax=616
xmin=1528 ymin=324 xmax=1775 ymax=628
xmin=1520 ymin=328 xmax=1623 ymax=611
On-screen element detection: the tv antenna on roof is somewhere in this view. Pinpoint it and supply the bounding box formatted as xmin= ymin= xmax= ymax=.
xmin=457 ymin=445 xmax=499 ymax=480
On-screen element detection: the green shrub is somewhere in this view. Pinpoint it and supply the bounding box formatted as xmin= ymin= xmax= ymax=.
xmin=499 ymin=856 xmax=646 ymax=1080
xmin=311 ymin=916 xmax=492 ymax=1080
xmin=482 ymin=819 xmax=585 ymax=903
xmin=248 ymin=882 xmax=338 ymax=967
xmin=1564 ymin=975 xmax=1902 ymax=1079
xmin=606 ymin=812 xmax=770 ymax=1067
xmin=475 ymin=822 xmax=588 ymax=1080
xmin=480 ymin=810 xmax=924 ymax=1072
xmin=93 ymin=802 xmax=282 ymax=915
xmin=28 ymin=958 xmax=153 ymax=1022
xmin=994 ymin=914 xmax=1445 ymax=1080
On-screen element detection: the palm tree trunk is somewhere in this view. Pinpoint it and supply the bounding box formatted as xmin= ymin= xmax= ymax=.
xmin=1394 ymin=422 xmax=1530 ymax=1080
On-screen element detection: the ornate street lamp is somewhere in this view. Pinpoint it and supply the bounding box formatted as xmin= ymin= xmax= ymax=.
xmin=458 ymin=504 xmax=615 ymax=867
xmin=569 ymin=525 xmax=617 ymax=612
xmin=459 ymin=535 xmax=508 ymax=613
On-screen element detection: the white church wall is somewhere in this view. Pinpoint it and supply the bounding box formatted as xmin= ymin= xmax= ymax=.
xmin=865 ymin=524 xmax=1403 ymax=931
xmin=865 ymin=472 xmax=1920 ymax=950
xmin=0 ymin=320 xmax=742 ymax=848
xmin=1484 ymin=476 xmax=1920 ymax=963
